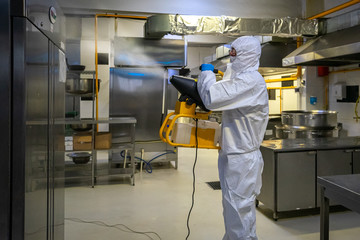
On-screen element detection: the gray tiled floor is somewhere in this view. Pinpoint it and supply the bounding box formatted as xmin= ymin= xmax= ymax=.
xmin=65 ymin=148 xmax=360 ymax=239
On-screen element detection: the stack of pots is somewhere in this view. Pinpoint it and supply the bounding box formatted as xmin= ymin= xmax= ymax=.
xmin=275 ymin=110 xmax=338 ymax=139
xmin=65 ymin=72 xmax=101 ymax=95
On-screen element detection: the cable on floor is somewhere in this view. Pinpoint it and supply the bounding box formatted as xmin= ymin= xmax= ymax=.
xmin=186 ymin=118 xmax=198 ymax=240
xmin=120 ymin=150 xmax=175 ymax=173
xmin=65 ymin=217 xmax=161 ymax=240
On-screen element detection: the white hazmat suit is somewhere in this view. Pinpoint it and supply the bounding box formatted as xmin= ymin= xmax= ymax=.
xmin=197 ymin=36 xmax=269 ymax=240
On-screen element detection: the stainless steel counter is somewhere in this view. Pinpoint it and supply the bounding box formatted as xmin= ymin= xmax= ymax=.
xmin=261 ymin=137 xmax=360 ymax=152
xmin=258 ymin=137 xmax=360 ymax=219
xmin=318 ymin=174 xmax=360 ymax=240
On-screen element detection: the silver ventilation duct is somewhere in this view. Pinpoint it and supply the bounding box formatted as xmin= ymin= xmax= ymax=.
xmin=145 ymin=15 xmax=319 ymax=39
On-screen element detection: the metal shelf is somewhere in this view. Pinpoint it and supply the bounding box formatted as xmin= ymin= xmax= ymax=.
xmin=67 ymin=70 xmax=96 ymax=75
xmin=64 ymin=118 xmax=137 ymax=187
xmin=65 ymin=70 xmax=136 ymax=187
xmin=64 ymin=117 xmax=136 ymax=125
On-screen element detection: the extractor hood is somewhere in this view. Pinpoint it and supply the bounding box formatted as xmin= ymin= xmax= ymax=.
xmin=283 ymin=25 xmax=360 ymax=66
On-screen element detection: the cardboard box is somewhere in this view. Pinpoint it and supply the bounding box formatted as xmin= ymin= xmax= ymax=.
xmin=95 ymin=132 xmax=112 ymax=149
xmin=73 ymin=133 xmax=92 ymax=150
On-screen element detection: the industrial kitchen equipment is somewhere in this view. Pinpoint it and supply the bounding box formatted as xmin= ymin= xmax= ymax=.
xmin=67 ymin=152 xmax=91 ymax=164
xmin=65 ymin=74 xmax=101 ymax=95
xmin=11 ymin=0 xmax=66 ymax=239
xmin=109 ymin=37 xmax=188 ymax=167
xmin=159 ymin=75 xmax=221 ymax=149
xmin=275 ymin=110 xmax=338 ymax=139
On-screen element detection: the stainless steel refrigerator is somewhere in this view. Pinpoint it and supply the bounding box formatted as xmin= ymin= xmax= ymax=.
xmin=110 ymin=37 xmax=185 ymax=139
xmin=12 ymin=0 xmax=66 ymax=239
xmin=110 ymin=37 xmax=185 ymax=155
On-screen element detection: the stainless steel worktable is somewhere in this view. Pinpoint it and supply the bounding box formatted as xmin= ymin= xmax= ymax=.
xmin=318 ymin=174 xmax=360 ymax=240
xmin=65 ymin=117 xmax=137 ymax=187
xmin=261 ymin=137 xmax=360 ymax=152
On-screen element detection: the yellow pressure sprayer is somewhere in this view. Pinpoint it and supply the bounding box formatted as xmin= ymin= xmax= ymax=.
xmin=159 ymin=70 xmax=223 ymax=149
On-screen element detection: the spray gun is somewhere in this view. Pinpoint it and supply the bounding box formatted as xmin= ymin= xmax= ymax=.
xmin=170 ymin=68 xmax=223 ymax=111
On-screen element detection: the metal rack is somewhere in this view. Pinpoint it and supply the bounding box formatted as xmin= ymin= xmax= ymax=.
xmin=65 ymin=71 xmax=137 ymax=187
xmin=65 ymin=118 xmax=136 ymax=186
xmin=65 ymin=71 xmax=96 ymax=187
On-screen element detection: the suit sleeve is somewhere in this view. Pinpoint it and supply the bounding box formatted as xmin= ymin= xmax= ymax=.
xmin=197 ymin=71 xmax=265 ymax=111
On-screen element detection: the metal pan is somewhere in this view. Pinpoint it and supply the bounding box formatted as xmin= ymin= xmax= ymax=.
xmin=281 ymin=110 xmax=337 ymax=129
xmin=70 ymin=123 xmax=92 ymax=131
xmin=67 ymin=152 xmax=91 ymax=164
xmin=68 ymin=65 xmax=85 ymax=71
xmin=65 ymin=78 xmax=101 ymax=94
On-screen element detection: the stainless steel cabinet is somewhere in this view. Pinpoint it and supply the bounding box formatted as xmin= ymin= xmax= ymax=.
xmin=24 ymin=28 xmax=49 ymax=240
xmin=109 ymin=67 xmax=178 ymax=166
xmin=260 ymin=139 xmax=360 ymax=220
xmin=277 ymin=151 xmax=316 ymax=211
xmin=257 ymin=147 xmax=275 ymax=211
xmin=353 ymin=150 xmax=360 ymax=174
xmin=317 ymin=149 xmax=352 ymax=206
xmin=258 ymin=148 xmax=316 ymax=219
xmin=109 ymin=67 xmax=164 ymax=141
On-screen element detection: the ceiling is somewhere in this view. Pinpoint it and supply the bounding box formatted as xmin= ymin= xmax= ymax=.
xmin=58 ymin=0 xmax=304 ymax=18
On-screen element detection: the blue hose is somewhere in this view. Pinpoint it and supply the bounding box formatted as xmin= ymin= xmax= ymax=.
xmin=120 ymin=150 xmax=175 ymax=173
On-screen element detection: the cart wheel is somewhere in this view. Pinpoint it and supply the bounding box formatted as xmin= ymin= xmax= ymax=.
xmin=273 ymin=212 xmax=278 ymax=221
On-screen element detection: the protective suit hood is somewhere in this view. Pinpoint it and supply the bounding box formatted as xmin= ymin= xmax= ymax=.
xmin=231 ymin=36 xmax=261 ymax=74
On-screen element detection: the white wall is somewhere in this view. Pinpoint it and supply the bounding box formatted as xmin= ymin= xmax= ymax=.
xmin=302 ymin=67 xmax=326 ymax=110
xmin=306 ymin=0 xmax=360 ymax=18
xmin=264 ymin=73 xmax=300 ymax=115
xmin=328 ymin=66 xmax=360 ymax=136
xmin=187 ymin=47 xmax=216 ymax=69
xmin=300 ymin=64 xmax=360 ymax=137
xmin=324 ymin=0 xmax=360 ymax=17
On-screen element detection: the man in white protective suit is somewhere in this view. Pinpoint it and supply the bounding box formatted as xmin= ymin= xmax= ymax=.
xmin=197 ymin=36 xmax=269 ymax=240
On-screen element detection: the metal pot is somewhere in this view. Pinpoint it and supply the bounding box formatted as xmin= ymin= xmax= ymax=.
xmin=275 ymin=125 xmax=337 ymax=139
xmin=70 ymin=123 xmax=92 ymax=131
xmin=67 ymin=152 xmax=91 ymax=164
xmin=275 ymin=125 xmax=290 ymax=139
xmin=281 ymin=110 xmax=337 ymax=129
xmin=68 ymin=65 xmax=85 ymax=71
xmin=65 ymin=78 xmax=101 ymax=94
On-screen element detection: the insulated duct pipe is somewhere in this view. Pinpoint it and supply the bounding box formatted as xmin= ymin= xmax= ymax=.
xmin=144 ymin=15 xmax=319 ymax=39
